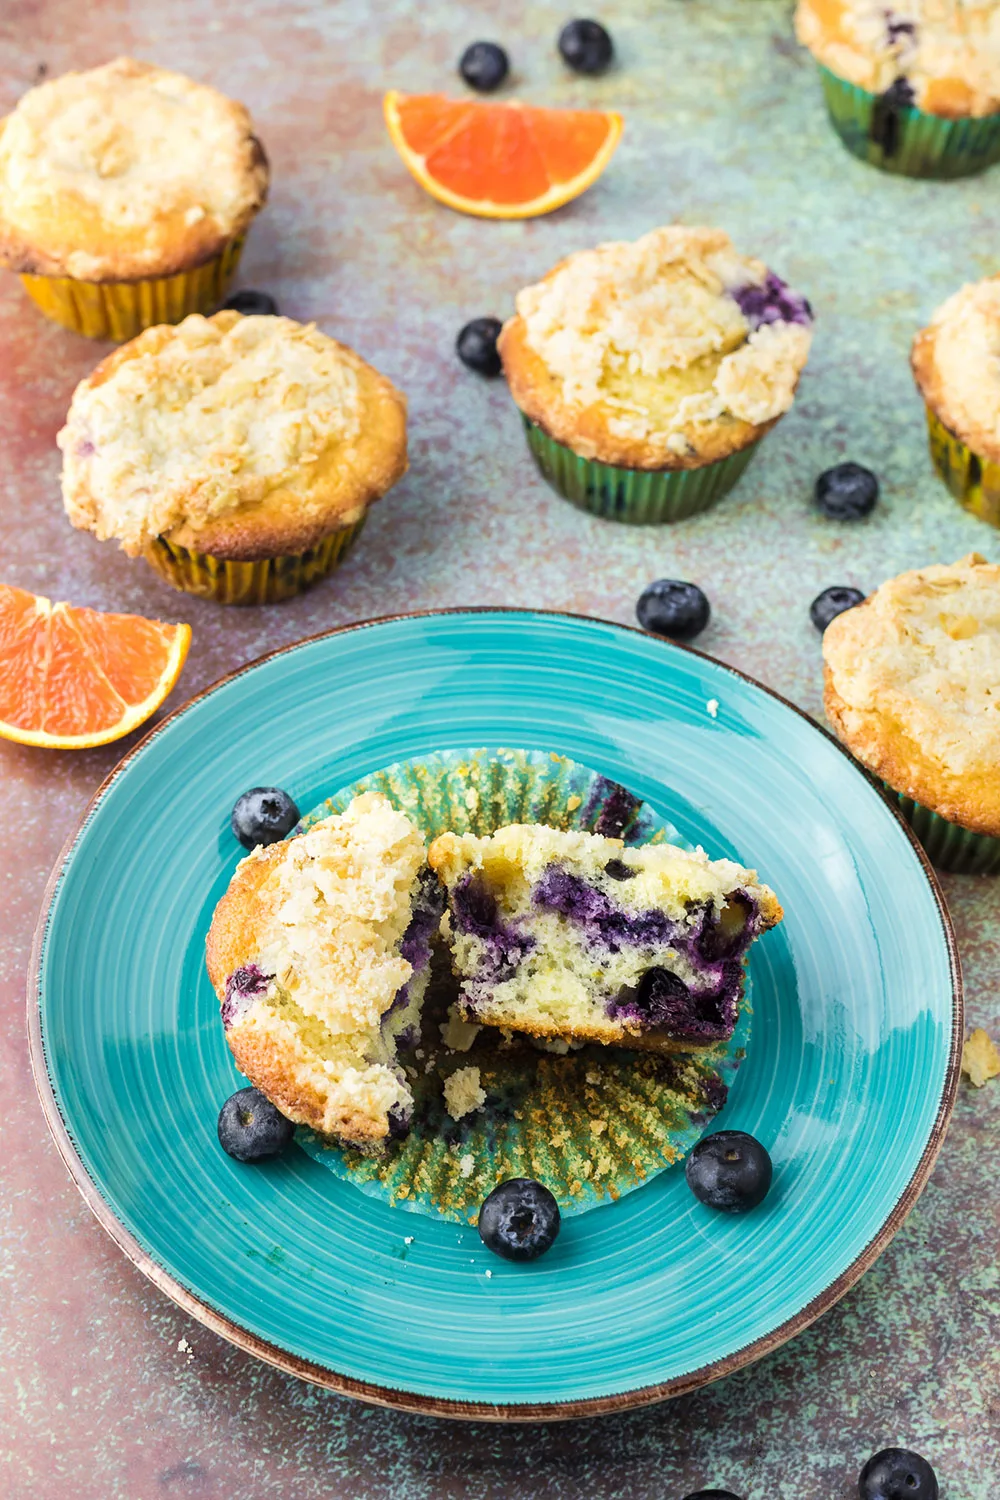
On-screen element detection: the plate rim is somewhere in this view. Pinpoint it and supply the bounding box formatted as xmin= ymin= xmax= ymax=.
xmin=26 ymin=607 xmax=964 ymax=1423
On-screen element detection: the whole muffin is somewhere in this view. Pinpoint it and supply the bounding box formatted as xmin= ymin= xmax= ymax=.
xmin=499 ymin=225 xmax=813 ymax=523
xmin=823 ymin=553 xmax=1000 ymax=873
xmin=0 ymin=57 xmax=268 ymax=338
xmin=795 ymin=1 xmax=1000 ymax=177
xmin=58 ymin=311 xmax=407 ymax=603
xmin=206 ymin=793 xmax=441 ymax=1148
xmin=912 ymin=274 xmax=1000 ymax=526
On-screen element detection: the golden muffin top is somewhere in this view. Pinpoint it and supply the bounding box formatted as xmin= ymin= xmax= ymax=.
xmin=58 ymin=312 xmax=408 ymax=559
xmin=795 ymin=0 xmax=1000 ymax=116
xmin=0 ymin=57 xmax=268 ymax=279
xmin=823 ymin=554 xmax=1000 ymax=837
xmin=912 ymin=274 xmax=1000 ymax=462
xmin=498 ymin=226 xmax=813 ymax=470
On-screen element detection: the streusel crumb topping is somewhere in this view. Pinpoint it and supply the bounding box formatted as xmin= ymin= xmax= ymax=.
xmin=915 ymin=274 xmax=1000 ymax=450
xmin=0 ymin=58 xmax=267 ymax=278
xmin=514 ymin=226 xmax=812 ymax=456
xmin=795 ymin=1 xmax=1000 ymax=116
xmin=250 ymin=793 xmax=427 ymax=1035
xmin=58 ymin=314 xmax=363 ymax=554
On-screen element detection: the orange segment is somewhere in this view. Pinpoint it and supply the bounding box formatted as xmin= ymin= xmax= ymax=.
xmin=384 ymin=91 xmax=623 ymax=219
xmin=0 ymin=585 xmax=191 ymax=750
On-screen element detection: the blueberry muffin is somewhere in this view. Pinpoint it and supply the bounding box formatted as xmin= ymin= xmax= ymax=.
xmin=58 ymin=311 xmax=407 ymax=603
xmin=0 ymin=57 xmax=268 ymax=339
xmin=795 ymin=1 xmax=1000 ymax=176
xmin=428 ymin=822 xmax=782 ymax=1051
xmin=498 ymin=225 xmax=813 ymax=523
xmin=912 ymin=274 xmax=1000 ymax=526
xmin=823 ymin=553 xmax=1000 ymax=873
xmin=206 ymin=793 xmax=445 ymax=1148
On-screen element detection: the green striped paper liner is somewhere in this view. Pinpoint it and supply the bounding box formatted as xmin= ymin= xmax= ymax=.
xmin=295 ymin=748 xmax=751 ymax=1222
xmin=884 ymin=784 xmax=1000 ymax=875
xmin=523 ymin=417 xmax=760 ymax=524
xmin=817 ymin=65 xmax=1000 ymax=179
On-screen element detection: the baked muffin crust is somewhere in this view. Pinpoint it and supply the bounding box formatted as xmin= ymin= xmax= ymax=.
xmin=911 ymin=274 xmax=1000 ymax=462
xmin=206 ymin=794 xmax=429 ymax=1146
xmin=823 ymin=553 xmax=1000 ymax=836
xmin=58 ymin=311 xmax=408 ymax=559
xmin=795 ymin=0 xmax=1000 ymax=116
xmin=499 ymin=226 xmax=813 ymax=470
xmin=0 ymin=57 xmax=268 ymax=280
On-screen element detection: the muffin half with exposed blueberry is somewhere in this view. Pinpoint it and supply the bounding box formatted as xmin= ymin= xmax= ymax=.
xmin=911 ymin=274 xmax=1000 ymax=528
xmin=58 ymin=310 xmax=407 ymax=604
xmin=823 ymin=553 xmax=1000 ymax=874
xmin=206 ymin=792 xmax=445 ymax=1149
xmin=428 ymin=821 xmax=782 ymax=1051
xmin=0 ymin=57 xmax=269 ymax=340
xmin=795 ymin=1 xmax=1000 ymax=178
xmin=499 ymin=225 xmax=813 ymax=523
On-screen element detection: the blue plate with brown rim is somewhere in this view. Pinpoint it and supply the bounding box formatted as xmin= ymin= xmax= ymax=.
xmin=29 ymin=610 xmax=962 ymax=1420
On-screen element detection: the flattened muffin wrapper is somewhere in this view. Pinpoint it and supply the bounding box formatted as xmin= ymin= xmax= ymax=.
xmin=817 ymin=65 xmax=1000 ymax=179
xmin=925 ymin=406 xmax=1000 ymax=529
xmin=522 ymin=417 xmax=760 ymax=524
xmin=18 ymin=234 xmax=245 ymax=341
xmin=144 ymin=519 xmax=365 ymax=605
xmin=295 ymin=747 xmax=753 ymax=1223
xmin=884 ymin=783 xmax=1000 ymax=875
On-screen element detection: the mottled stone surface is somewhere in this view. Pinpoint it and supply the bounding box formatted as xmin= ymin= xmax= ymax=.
xmin=1 ymin=1 xmax=999 ymax=1496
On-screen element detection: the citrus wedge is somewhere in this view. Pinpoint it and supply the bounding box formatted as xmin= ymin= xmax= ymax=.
xmin=0 ymin=586 xmax=191 ymax=749
xmin=384 ymin=91 xmax=623 ymax=219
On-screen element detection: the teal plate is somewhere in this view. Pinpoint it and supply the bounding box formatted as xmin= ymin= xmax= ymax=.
xmin=29 ymin=611 xmax=962 ymax=1420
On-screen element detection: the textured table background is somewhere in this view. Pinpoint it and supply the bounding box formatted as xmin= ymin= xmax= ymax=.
xmin=2 ymin=1 xmax=999 ymax=1496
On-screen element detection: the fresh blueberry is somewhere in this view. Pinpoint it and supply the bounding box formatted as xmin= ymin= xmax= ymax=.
xmin=859 ymin=1449 xmax=939 ymax=1500
xmin=815 ymin=462 xmax=880 ymax=521
xmin=681 ymin=1492 xmax=744 ymax=1500
xmin=459 ymin=41 xmax=509 ymax=92
xmin=217 ymin=1086 xmax=294 ymax=1162
xmin=604 ymin=858 xmax=636 ymax=881
xmin=457 ymin=317 xmax=503 ymax=376
xmin=810 ymin=585 xmax=866 ymax=633
xmin=231 ymin=786 xmax=300 ymax=849
xmin=558 ymin=18 xmax=614 ymax=74
xmin=636 ymin=579 xmax=711 ymax=642
xmin=220 ymin=289 xmax=279 ymax=316
xmin=686 ymin=1130 xmax=772 ymax=1213
xmin=478 ymin=1178 xmax=561 ymax=1261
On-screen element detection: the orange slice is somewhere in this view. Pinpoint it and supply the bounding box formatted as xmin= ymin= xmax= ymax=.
xmin=384 ymin=91 xmax=623 ymax=219
xmin=0 ymin=586 xmax=191 ymax=749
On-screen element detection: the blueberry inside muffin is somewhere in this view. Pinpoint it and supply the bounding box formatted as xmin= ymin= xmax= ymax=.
xmin=428 ymin=823 xmax=782 ymax=1052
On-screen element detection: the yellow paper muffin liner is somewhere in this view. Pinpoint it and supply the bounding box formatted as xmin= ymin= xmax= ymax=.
xmin=145 ymin=518 xmax=365 ymax=606
xmin=294 ymin=748 xmax=752 ymax=1223
xmin=18 ymin=235 xmax=245 ymax=342
xmin=925 ymin=406 xmax=1000 ymax=529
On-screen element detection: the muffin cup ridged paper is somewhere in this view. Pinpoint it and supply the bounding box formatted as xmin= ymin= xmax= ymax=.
xmin=18 ymin=234 xmax=245 ymax=341
xmin=884 ymin=783 xmax=1000 ymax=875
xmin=522 ymin=416 xmax=760 ymax=524
xmin=145 ymin=519 xmax=365 ymax=606
xmin=925 ymin=406 xmax=1000 ymax=529
xmin=295 ymin=747 xmax=751 ymax=1224
xmin=817 ymin=65 xmax=1000 ymax=179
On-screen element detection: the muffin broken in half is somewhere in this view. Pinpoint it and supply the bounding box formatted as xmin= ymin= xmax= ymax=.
xmin=206 ymin=792 xmax=442 ymax=1148
xmin=428 ymin=823 xmax=782 ymax=1052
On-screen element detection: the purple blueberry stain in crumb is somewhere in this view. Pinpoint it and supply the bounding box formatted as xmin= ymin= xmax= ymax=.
xmin=399 ymin=868 xmax=445 ymax=971
xmin=452 ymin=873 xmax=534 ymax=986
xmin=699 ymin=1072 xmax=730 ymax=1117
xmin=885 ymin=11 xmax=916 ymax=46
xmin=732 ymin=271 xmax=813 ymax=330
xmin=222 ymin=964 xmax=271 ymax=1029
xmin=75 ymin=438 xmax=96 ymax=459
xmin=610 ymin=954 xmax=744 ymax=1041
xmin=694 ymin=892 xmax=757 ymax=964
xmin=387 ymin=1102 xmax=413 ymax=1139
xmin=531 ymin=866 xmax=678 ymax=952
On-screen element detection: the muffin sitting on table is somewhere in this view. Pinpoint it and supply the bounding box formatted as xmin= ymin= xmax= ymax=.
xmin=58 ymin=312 xmax=407 ymax=605
xmin=823 ymin=553 xmax=1000 ymax=874
xmin=795 ymin=0 xmax=1000 ymax=178
xmin=0 ymin=57 xmax=268 ymax=339
xmin=498 ymin=225 xmax=813 ymax=524
xmin=912 ymin=273 xmax=1000 ymax=527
